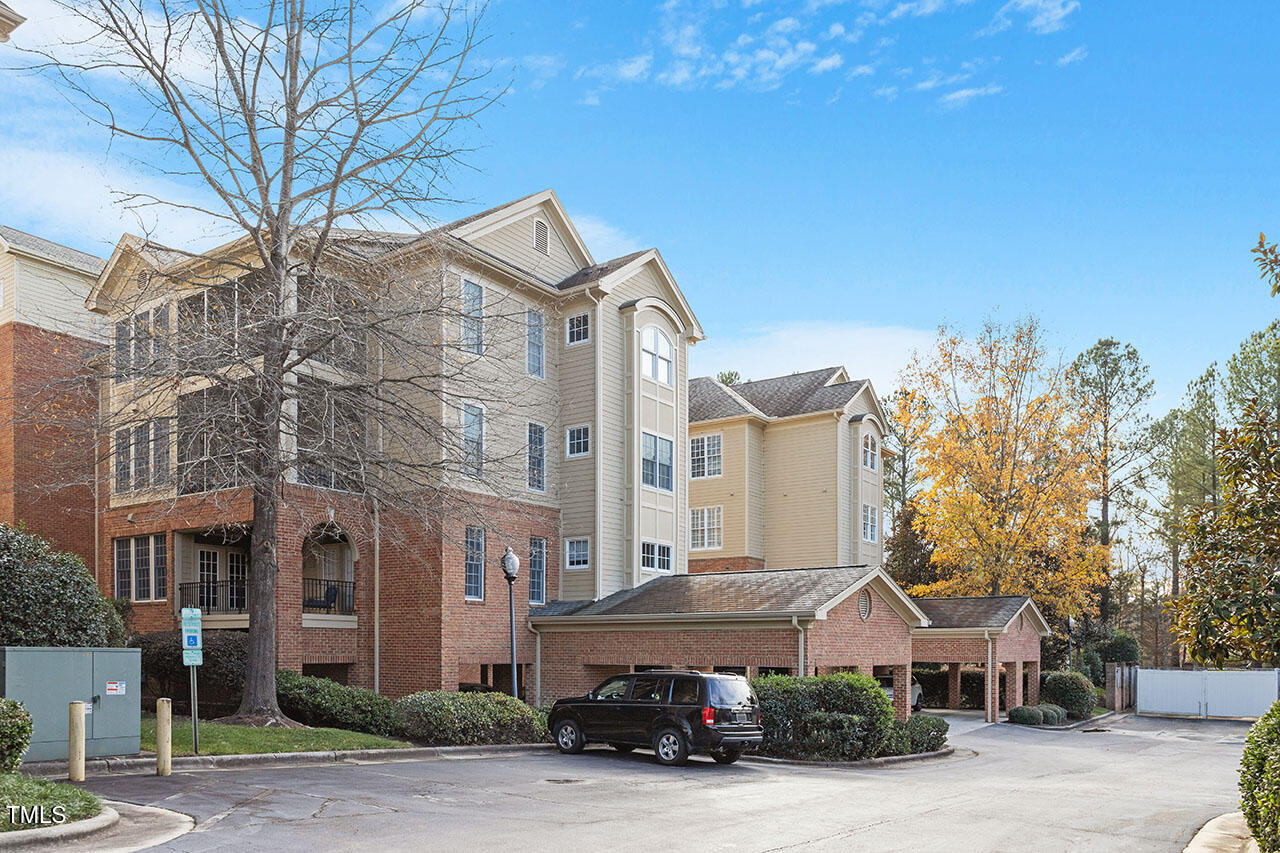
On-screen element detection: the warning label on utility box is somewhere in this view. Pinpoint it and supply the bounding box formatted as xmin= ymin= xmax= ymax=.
xmin=105 ymin=681 xmax=125 ymax=696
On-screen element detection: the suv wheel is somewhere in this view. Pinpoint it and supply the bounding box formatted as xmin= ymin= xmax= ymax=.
xmin=554 ymin=720 xmax=584 ymax=754
xmin=609 ymin=742 xmax=635 ymax=753
xmin=710 ymin=748 xmax=742 ymax=765
xmin=652 ymin=728 xmax=689 ymax=766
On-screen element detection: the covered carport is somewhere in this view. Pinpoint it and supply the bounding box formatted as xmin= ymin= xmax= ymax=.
xmin=910 ymin=596 xmax=1051 ymax=723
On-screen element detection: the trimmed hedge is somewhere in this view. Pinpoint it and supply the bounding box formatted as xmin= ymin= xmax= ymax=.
xmin=906 ymin=714 xmax=949 ymax=752
xmin=131 ymin=629 xmax=249 ymax=715
xmin=1041 ymin=671 xmax=1095 ymax=720
xmin=750 ymin=672 xmax=895 ymax=761
xmin=1008 ymin=705 xmax=1043 ymax=725
xmin=276 ymin=670 xmax=400 ymax=737
xmin=1241 ymin=701 xmax=1280 ymax=853
xmin=1038 ymin=704 xmax=1066 ymax=725
xmin=0 ymin=525 xmax=125 ymax=649
xmin=0 ymin=699 xmax=32 ymax=772
xmin=396 ymin=691 xmax=547 ymax=745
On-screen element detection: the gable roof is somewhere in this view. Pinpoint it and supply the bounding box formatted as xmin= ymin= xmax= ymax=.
xmin=913 ymin=596 xmax=1051 ymax=635
xmin=0 ymin=226 xmax=105 ymax=276
xmin=0 ymin=1 xmax=24 ymax=41
xmin=554 ymin=249 xmax=648 ymax=291
xmin=690 ymin=366 xmax=872 ymax=422
xmin=689 ymin=377 xmax=766 ymax=422
xmin=530 ymin=566 xmax=929 ymax=627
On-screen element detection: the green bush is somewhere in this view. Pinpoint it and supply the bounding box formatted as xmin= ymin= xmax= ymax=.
xmin=1241 ymin=701 xmax=1280 ymax=853
xmin=1041 ymin=671 xmax=1095 ymax=720
xmin=905 ymin=714 xmax=949 ymax=752
xmin=276 ymin=670 xmax=401 ymax=737
xmin=0 ymin=699 xmax=32 ymax=772
xmin=750 ymin=672 xmax=895 ymax=761
xmin=1097 ymin=631 xmax=1141 ymax=664
xmin=131 ymin=629 xmax=249 ymax=715
xmin=800 ymin=711 xmax=876 ymax=760
xmin=0 ymin=525 xmax=125 ymax=648
xmin=878 ymin=720 xmax=912 ymax=757
xmin=1077 ymin=648 xmax=1105 ymax=687
xmin=1008 ymin=705 xmax=1044 ymax=725
xmin=396 ymin=691 xmax=547 ymax=745
xmin=1038 ymin=703 xmax=1066 ymax=725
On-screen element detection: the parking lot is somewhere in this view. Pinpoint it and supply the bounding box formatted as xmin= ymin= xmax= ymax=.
xmin=80 ymin=714 xmax=1249 ymax=852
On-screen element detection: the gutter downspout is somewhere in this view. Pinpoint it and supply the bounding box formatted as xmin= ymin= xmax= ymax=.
xmin=373 ymin=340 xmax=385 ymax=694
xmin=793 ymin=615 xmax=806 ymax=677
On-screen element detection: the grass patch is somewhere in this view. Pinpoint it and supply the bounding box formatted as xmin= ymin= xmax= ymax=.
xmin=1091 ymin=707 xmax=1110 ymax=717
xmin=141 ymin=713 xmax=411 ymax=757
xmin=0 ymin=773 xmax=100 ymax=832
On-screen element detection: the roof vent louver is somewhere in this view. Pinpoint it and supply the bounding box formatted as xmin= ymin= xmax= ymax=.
xmin=534 ymin=220 xmax=549 ymax=255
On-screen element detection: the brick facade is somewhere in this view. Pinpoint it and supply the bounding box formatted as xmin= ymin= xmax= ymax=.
xmin=687 ymin=555 xmax=766 ymax=574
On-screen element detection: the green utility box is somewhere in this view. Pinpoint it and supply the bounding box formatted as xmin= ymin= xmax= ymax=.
xmin=0 ymin=647 xmax=142 ymax=762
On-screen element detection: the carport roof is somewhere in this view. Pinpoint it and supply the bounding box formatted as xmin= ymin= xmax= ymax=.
xmin=913 ymin=595 xmax=1049 ymax=634
xmin=529 ymin=565 xmax=929 ymax=626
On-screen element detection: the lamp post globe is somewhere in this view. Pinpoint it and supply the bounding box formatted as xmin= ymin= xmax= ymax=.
xmin=502 ymin=547 xmax=519 ymax=698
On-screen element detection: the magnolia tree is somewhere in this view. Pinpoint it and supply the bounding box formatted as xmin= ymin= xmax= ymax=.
xmin=16 ymin=0 xmax=552 ymax=725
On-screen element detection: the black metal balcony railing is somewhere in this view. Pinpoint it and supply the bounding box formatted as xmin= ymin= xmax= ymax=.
xmin=302 ymin=577 xmax=355 ymax=615
xmin=179 ymin=580 xmax=248 ymax=615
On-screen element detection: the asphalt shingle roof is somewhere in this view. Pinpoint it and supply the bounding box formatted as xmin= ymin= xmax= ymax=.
xmin=913 ymin=596 xmax=1030 ymax=629
xmin=689 ymin=367 xmax=869 ymax=421
xmin=689 ymin=377 xmax=753 ymax=421
xmin=554 ymin=249 xmax=649 ymax=291
xmin=0 ymin=225 xmax=105 ymax=275
xmin=537 ymin=566 xmax=877 ymax=619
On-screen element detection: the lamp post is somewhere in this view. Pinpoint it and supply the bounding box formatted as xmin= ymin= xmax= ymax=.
xmin=501 ymin=547 xmax=520 ymax=699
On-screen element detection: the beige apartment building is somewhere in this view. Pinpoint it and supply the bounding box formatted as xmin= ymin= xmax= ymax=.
xmin=686 ymin=366 xmax=891 ymax=573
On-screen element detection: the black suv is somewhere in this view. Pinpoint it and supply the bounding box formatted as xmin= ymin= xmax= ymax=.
xmin=549 ymin=671 xmax=763 ymax=766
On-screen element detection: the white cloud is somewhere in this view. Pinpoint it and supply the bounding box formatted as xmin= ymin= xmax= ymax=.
xmin=768 ymin=16 xmax=802 ymax=35
xmin=1056 ymin=45 xmax=1088 ymax=66
xmin=690 ymin=321 xmax=936 ymax=395
xmin=873 ymin=84 xmax=899 ymax=100
xmin=569 ymin=213 xmax=645 ymax=261
xmin=811 ymin=53 xmax=844 ymax=73
xmin=577 ymin=53 xmax=653 ymax=83
xmin=848 ymin=63 xmax=876 ymax=77
xmin=522 ymin=54 xmax=566 ymax=89
xmin=981 ymin=0 xmax=1080 ymax=36
xmin=578 ymin=92 xmax=601 ymax=106
xmin=825 ymin=22 xmax=846 ymax=39
xmin=938 ymin=82 xmax=1005 ymax=108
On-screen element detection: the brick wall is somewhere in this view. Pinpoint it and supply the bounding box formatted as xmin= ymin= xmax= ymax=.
xmin=687 ymin=556 xmax=765 ymax=574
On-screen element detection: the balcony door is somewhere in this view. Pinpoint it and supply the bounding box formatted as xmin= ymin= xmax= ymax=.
xmin=198 ymin=549 xmax=219 ymax=610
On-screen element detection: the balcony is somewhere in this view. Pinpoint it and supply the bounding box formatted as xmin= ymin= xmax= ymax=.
xmin=179 ymin=580 xmax=247 ymax=615
xmin=302 ymin=577 xmax=356 ymax=616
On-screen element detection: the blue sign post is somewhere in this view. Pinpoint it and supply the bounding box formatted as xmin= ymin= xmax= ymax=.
xmin=180 ymin=608 xmax=202 ymax=754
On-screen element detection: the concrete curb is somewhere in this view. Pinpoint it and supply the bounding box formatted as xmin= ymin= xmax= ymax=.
xmin=20 ymin=742 xmax=557 ymax=779
xmin=1183 ymin=812 xmax=1260 ymax=853
xmin=1001 ymin=711 xmax=1123 ymax=731
xmin=741 ymin=746 xmax=955 ymax=770
xmin=0 ymin=805 xmax=118 ymax=849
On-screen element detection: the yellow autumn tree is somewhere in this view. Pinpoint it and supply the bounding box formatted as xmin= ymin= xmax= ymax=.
xmin=904 ymin=318 xmax=1108 ymax=619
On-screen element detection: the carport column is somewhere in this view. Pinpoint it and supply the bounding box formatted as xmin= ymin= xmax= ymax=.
xmin=984 ymin=658 xmax=999 ymax=723
xmin=1007 ymin=661 xmax=1023 ymax=709
xmin=1026 ymin=661 xmax=1040 ymax=706
xmin=892 ymin=663 xmax=912 ymax=721
xmin=947 ymin=663 xmax=962 ymax=710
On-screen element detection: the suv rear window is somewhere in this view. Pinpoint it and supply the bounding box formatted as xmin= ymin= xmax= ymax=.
xmin=707 ymin=677 xmax=756 ymax=707
xmin=630 ymin=675 xmax=669 ymax=703
xmin=670 ymin=677 xmax=700 ymax=705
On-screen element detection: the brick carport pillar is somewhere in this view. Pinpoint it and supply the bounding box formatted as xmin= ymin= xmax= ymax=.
xmin=1006 ymin=660 xmax=1023 ymax=709
xmin=892 ymin=662 xmax=912 ymax=721
xmin=1026 ymin=661 xmax=1040 ymax=706
xmin=947 ymin=662 xmax=962 ymax=709
xmin=984 ymin=658 xmax=999 ymax=723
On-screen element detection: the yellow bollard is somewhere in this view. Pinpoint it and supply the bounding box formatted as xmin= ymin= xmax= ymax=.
xmin=68 ymin=701 xmax=85 ymax=783
xmin=156 ymin=698 xmax=172 ymax=776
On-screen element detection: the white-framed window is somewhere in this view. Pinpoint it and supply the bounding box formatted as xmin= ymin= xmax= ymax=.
xmin=529 ymin=536 xmax=546 ymax=605
xmin=114 ymin=304 xmax=171 ymax=381
xmin=534 ymin=219 xmax=549 ymax=255
xmin=566 ymin=313 xmax=590 ymax=346
xmin=464 ymin=526 xmax=485 ymax=600
xmin=114 ymin=419 xmax=172 ymax=494
xmin=862 ymin=434 xmax=878 ymax=471
xmin=462 ymin=403 xmax=484 ymax=478
xmin=641 ymin=326 xmax=674 ymax=386
xmin=641 ymin=541 xmax=673 ymax=573
xmin=113 ymin=533 xmax=168 ymax=601
xmin=526 ymin=309 xmax=545 ymax=378
xmin=527 ymin=422 xmax=546 ymax=491
xmin=461 ymin=280 xmax=484 ymax=355
xmin=642 ymin=432 xmax=674 ymax=491
xmin=862 ymin=504 xmax=879 ymax=543
xmin=690 ymin=434 xmax=722 ymax=479
xmin=297 ymin=377 xmax=365 ymax=492
xmin=690 ymin=507 xmax=723 ymax=550
xmin=566 ymin=425 xmax=590 ymax=458
xmin=565 ymin=537 xmax=590 ymax=571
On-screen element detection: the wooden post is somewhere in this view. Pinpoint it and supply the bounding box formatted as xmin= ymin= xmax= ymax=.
xmin=156 ymin=698 xmax=172 ymax=776
xmin=68 ymin=701 xmax=85 ymax=783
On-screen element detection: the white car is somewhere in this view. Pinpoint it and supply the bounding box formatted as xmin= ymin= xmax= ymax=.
xmin=877 ymin=675 xmax=923 ymax=712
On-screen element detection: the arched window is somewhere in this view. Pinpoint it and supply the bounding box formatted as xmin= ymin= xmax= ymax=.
xmin=641 ymin=326 xmax=674 ymax=386
xmin=862 ymin=434 xmax=878 ymax=471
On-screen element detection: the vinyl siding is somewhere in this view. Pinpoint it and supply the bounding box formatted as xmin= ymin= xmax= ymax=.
xmin=466 ymin=209 xmax=582 ymax=284
xmin=557 ymin=295 xmax=598 ymax=601
xmin=8 ymin=255 xmax=103 ymax=341
xmin=687 ymin=421 xmax=747 ymax=558
xmin=746 ymin=421 xmax=766 ymax=560
xmin=763 ymin=415 xmax=838 ymax=568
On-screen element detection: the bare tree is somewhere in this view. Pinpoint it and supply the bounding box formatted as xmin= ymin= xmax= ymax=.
xmin=20 ymin=0 xmax=527 ymax=724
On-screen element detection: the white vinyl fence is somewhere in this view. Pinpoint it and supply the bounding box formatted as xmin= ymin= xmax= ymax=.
xmin=1135 ymin=667 xmax=1280 ymax=719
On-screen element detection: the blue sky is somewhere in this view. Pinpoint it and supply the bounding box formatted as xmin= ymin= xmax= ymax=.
xmin=3 ymin=0 xmax=1278 ymax=410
